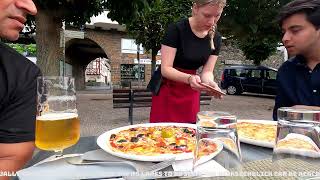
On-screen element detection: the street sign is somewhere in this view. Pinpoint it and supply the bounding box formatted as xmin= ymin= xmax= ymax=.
xmin=134 ymin=58 xmax=161 ymax=65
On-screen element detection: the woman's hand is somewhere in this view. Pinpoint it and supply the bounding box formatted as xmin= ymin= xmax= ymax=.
xmin=203 ymin=81 xmax=224 ymax=99
xmin=188 ymin=75 xmax=207 ymax=91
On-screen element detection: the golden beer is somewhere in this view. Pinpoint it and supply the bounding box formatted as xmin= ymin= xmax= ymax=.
xmin=35 ymin=113 xmax=80 ymax=151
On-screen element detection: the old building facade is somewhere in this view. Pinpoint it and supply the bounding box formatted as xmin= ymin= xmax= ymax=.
xmin=63 ymin=12 xmax=285 ymax=90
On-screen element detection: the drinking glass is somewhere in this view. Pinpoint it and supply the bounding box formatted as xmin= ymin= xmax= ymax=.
xmin=36 ymin=76 xmax=80 ymax=157
xmin=193 ymin=111 xmax=241 ymax=176
xmin=273 ymin=107 xmax=320 ymax=161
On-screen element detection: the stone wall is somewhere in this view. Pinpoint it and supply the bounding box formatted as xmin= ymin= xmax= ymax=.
xmin=66 ymin=28 xmax=160 ymax=89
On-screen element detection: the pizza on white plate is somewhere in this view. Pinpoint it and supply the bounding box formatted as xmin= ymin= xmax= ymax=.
xmin=108 ymin=125 xmax=219 ymax=157
xmin=275 ymin=133 xmax=320 ymax=155
xmin=237 ymin=121 xmax=277 ymax=144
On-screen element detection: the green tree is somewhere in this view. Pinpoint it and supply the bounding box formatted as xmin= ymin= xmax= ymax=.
xmin=7 ymin=44 xmax=25 ymax=54
xmin=126 ymin=0 xmax=192 ymax=73
xmin=220 ymin=0 xmax=292 ymax=65
xmin=105 ymin=0 xmax=153 ymax=24
xmin=7 ymin=43 xmax=37 ymax=56
xmin=26 ymin=44 xmax=37 ymax=56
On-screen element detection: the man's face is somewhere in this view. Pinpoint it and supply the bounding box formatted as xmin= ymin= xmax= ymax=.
xmin=0 ymin=0 xmax=37 ymax=41
xmin=281 ymin=13 xmax=320 ymax=57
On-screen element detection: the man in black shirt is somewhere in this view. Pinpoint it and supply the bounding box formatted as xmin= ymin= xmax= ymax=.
xmin=0 ymin=0 xmax=39 ymax=177
xmin=273 ymin=0 xmax=320 ymax=120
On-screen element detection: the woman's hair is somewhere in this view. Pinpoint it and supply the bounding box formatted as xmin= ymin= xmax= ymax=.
xmin=208 ymin=26 xmax=216 ymax=50
xmin=193 ymin=0 xmax=226 ymax=8
xmin=193 ymin=0 xmax=226 ymax=50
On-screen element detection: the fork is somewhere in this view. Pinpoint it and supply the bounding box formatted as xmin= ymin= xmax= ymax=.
xmin=137 ymin=158 xmax=175 ymax=172
xmin=67 ymin=156 xmax=176 ymax=180
xmin=66 ymin=155 xmax=175 ymax=172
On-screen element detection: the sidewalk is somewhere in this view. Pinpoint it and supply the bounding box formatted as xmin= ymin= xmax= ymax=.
xmin=76 ymin=90 xmax=275 ymax=137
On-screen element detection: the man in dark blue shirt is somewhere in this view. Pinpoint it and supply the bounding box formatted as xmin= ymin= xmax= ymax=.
xmin=273 ymin=0 xmax=320 ymax=120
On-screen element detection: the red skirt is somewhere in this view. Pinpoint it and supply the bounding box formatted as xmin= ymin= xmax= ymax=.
xmin=150 ymin=68 xmax=200 ymax=123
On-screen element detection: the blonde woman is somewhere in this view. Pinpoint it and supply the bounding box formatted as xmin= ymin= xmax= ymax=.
xmin=150 ymin=0 xmax=226 ymax=123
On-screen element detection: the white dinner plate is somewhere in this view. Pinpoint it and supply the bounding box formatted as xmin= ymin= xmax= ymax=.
xmin=237 ymin=119 xmax=277 ymax=148
xmin=97 ymin=123 xmax=197 ymax=162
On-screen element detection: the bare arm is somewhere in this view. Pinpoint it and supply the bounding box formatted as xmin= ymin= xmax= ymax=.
xmin=161 ymin=45 xmax=204 ymax=90
xmin=200 ymin=55 xmax=223 ymax=98
xmin=0 ymin=142 xmax=35 ymax=180
xmin=201 ymin=55 xmax=218 ymax=83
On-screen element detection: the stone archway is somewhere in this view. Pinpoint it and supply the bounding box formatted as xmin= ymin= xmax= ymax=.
xmin=65 ymin=38 xmax=108 ymax=90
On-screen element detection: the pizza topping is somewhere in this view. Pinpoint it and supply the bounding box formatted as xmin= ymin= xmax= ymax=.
xmin=137 ymin=134 xmax=144 ymax=138
xmin=156 ymin=138 xmax=166 ymax=147
xmin=130 ymin=137 xmax=139 ymax=142
xmin=129 ymin=128 xmax=137 ymax=131
xmin=161 ymin=129 xmax=174 ymax=138
xmin=110 ymin=134 xmax=116 ymax=139
xmin=183 ymin=128 xmax=192 ymax=134
xmin=117 ymin=139 xmax=127 ymax=143
xmin=175 ymin=145 xmax=187 ymax=150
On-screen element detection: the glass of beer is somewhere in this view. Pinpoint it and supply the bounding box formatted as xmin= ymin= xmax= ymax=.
xmin=36 ymin=76 xmax=80 ymax=157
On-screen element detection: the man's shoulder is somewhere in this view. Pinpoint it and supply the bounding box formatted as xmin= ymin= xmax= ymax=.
xmin=0 ymin=42 xmax=40 ymax=73
xmin=278 ymin=56 xmax=300 ymax=73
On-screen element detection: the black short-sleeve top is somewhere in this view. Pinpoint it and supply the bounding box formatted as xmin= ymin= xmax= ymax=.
xmin=0 ymin=42 xmax=41 ymax=143
xmin=162 ymin=18 xmax=222 ymax=70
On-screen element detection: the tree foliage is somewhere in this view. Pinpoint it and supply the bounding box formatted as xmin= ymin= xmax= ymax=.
xmin=122 ymin=0 xmax=293 ymax=67
xmin=35 ymin=0 xmax=107 ymax=26
xmin=220 ymin=0 xmax=292 ymax=65
xmin=105 ymin=0 xmax=153 ymax=25
xmin=126 ymin=0 xmax=192 ymax=73
xmin=7 ymin=43 xmax=36 ymax=56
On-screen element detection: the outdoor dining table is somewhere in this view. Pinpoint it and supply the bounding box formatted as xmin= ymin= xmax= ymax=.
xmin=26 ymin=136 xmax=272 ymax=166
xmin=17 ymin=136 xmax=320 ymax=180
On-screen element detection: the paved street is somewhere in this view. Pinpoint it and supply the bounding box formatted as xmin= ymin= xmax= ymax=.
xmin=77 ymin=90 xmax=275 ymax=137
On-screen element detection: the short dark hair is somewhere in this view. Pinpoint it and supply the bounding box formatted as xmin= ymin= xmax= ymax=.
xmin=278 ymin=0 xmax=320 ymax=29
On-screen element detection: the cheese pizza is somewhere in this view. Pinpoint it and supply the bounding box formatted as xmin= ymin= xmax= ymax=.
xmin=274 ymin=133 xmax=320 ymax=157
xmin=237 ymin=121 xmax=277 ymax=144
xmin=276 ymin=137 xmax=318 ymax=151
xmin=276 ymin=133 xmax=320 ymax=152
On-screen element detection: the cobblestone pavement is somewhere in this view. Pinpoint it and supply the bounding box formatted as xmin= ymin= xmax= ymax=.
xmin=77 ymin=90 xmax=275 ymax=137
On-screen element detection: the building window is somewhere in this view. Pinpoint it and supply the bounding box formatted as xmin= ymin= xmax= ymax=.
xmin=120 ymin=64 xmax=145 ymax=81
xmin=121 ymin=39 xmax=144 ymax=54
